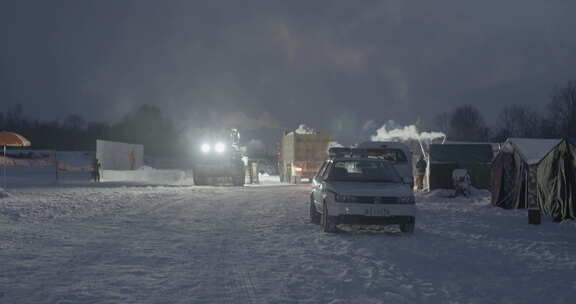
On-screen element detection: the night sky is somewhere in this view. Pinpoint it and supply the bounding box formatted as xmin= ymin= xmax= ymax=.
xmin=1 ymin=0 xmax=576 ymax=143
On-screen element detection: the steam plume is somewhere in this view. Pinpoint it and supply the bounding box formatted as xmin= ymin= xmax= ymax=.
xmin=370 ymin=120 xmax=445 ymax=142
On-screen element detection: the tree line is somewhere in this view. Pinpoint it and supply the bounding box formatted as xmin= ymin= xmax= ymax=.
xmin=432 ymin=81 xmax=576 ymax=142
xmin=0 ymin=104 xmax=180 ymax=157
xmin=1 ymin=81 xmax=575 ymax=155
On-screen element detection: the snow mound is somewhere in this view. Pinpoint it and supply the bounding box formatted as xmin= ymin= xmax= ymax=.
xmin=420 ymin=187 xmax=491 ymax=203
xmin=257 ymin=173 xmax=281 ymax=184
xmin=102 ymin=169 xmax=192 ymax=185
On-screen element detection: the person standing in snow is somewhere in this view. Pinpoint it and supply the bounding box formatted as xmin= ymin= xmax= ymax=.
xmin=92 ymin=158 xmax=101 ymax=182
xmin=415 ymin=155 xmax=426 ymax=191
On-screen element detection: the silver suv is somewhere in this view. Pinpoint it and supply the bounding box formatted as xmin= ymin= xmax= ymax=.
xmin=310 ymin=156 xmax=416 ymax=233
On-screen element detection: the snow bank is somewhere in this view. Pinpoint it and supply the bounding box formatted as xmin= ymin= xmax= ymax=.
xmin=419 ymin=187 xmax=492 ymax=203
xmin=2 ymin=161 xmax=192 ymax=187
xmin=257 ymin=173 xmax=281 ymax=184
xmin=102 ymin=167 xmax=192 ymax=185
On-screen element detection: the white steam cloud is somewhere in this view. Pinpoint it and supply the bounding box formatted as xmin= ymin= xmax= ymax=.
xmin=361 ymin=120 xmax=379 ymax=133
xmin=370 ymin=120 xmax=445 ymax=142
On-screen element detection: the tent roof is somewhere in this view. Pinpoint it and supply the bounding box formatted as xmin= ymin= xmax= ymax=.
xmin=429 ymin=144 xmax=493 ymax=163
xmin=507 ymin=138 xmax=562 ymax=165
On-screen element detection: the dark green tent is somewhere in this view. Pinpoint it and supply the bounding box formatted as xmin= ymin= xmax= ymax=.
xmin=491 ymin=138 xmax=576 ymax=220
xmin=426 ymin=143 xmax=494 ymax=190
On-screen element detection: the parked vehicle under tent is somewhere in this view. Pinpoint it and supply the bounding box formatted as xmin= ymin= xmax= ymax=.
xmin=426 ymin=143 xmax=494 ymax=191
xmin=491 ymin=138 xmax=576 ymax=221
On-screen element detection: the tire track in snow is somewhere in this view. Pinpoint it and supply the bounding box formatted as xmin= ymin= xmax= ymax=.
xmin=174 ymin=187 xmax=260 ymax=304
xmin=199 ymin=186 xmax=304 ymax=304
xmin=230 ymin=266 xmax=258 ymax=304
xmin=219 ymin=188 xmax=260 ymax=304
xmin=309 ymin=233 xmax=443 ymax=303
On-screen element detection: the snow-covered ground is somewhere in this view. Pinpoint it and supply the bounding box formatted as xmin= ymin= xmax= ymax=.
xmin=1 ymin=176 xmax=576 ymax=303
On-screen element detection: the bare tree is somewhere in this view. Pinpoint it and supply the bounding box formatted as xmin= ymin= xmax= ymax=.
xmin=63 ymin=114 xmax=86 ymax=130
xmin=434 ymin=112 xmax=450 ymax=135
xmin=449 ymin=104 xmax=490 ymax=141
xmin=4 ymin=104 xmax=25 ymax=129
xmin=498 ymin=104 xmax=541 ymax=138
xmin=539 ymin=118 xmax=558 ymax=138
xmin=548 ymin=81 xmax=576 ymax=138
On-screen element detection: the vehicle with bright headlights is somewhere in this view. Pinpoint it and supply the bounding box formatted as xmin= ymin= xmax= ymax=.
xmin=193 ymin=128 xmax=245 ymax=186
xmin=310 ymin=155 xmax=416 ymax=233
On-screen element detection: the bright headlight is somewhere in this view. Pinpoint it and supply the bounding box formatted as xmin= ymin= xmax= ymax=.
xmin=201 ymin=143 xmax=211 ymax=153
xmin=214 ymin=142 xmax=226 ymax=153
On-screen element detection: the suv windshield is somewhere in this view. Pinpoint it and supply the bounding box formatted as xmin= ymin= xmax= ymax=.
xmin=327 ymin=160 xmax=402 ymax=183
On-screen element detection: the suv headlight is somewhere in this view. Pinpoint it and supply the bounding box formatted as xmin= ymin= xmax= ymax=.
xmin=335 ymin=194 xmax=359 ymax=203
xmin=398 ymin=196 xmax=415 ymax=204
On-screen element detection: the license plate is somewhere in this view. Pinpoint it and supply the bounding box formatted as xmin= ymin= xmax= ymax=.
xmin=364 ymin=207 xmax=390 ymax=217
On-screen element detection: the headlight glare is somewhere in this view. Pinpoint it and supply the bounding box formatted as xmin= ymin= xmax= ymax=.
xmin=215 ymin=142 xmax=226 ymax=153
xmin=201 ymin=143 xmax=211 ymax=153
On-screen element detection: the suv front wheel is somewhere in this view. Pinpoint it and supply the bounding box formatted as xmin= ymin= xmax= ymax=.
xmin=321 ymin=201 xmax=338 ymax=233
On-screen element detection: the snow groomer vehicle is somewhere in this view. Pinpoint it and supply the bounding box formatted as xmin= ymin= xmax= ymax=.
xmin=310 ymin=146 xmax=415 ymax=233
xmin=193 ymin=128 xmax=245 ymax=186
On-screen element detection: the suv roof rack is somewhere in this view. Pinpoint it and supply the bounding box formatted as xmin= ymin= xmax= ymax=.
xmin=328 ymin=147 xmax=400 ymax=160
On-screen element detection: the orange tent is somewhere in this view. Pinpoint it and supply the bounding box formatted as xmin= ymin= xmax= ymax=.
xmin=0 ymin=131 xmax=31 ymax=188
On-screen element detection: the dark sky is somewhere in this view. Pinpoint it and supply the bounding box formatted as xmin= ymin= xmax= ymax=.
xmin=1 ymin=0 xmax=576 ymax=143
